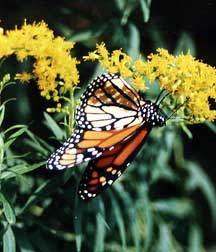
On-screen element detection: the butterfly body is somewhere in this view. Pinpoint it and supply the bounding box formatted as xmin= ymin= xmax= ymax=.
xmin=47 ymin=73 xmax=166 ymax=200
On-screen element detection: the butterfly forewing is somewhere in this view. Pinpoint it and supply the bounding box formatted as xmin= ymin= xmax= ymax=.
xmin=75 ymin=73 xmax=143 ymax=131
xmin=47 ymin=73 xmax=145 ymax=170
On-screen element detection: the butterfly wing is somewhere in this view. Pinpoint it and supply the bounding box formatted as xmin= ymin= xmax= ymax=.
xmin=47 ymin=123 xmax=142 ymax=170
xmin=77 ymin=126 xmax=151 ymax=200
xmin=47 ymin=73 xmax=145 ymax=170
xmin=75 ymin=73 xmax=143 ymax=131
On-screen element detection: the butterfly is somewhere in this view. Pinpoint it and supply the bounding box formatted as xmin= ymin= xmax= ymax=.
xmin=47 ymin=73 xmax=167 ymax=200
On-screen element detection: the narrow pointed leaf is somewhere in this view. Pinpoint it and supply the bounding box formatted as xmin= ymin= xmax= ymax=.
xmin=44 ymin=112 xmax=65 ymax=140
xmin=3 ymin=224 xmax=16 ymax=252
xmin=0 ymin=193 xmax=16 ymax=224
xmin=188 ymin=225 xmax=203 ymax=252
xmin=94 ymin=199 xmax=107 ymax=252
xmin=140 ymin=0 xmax=152 ymax=22
xmin=109 ymin=191 xmax=126 ymax=252
xmin=0 ymin=161 xmax=46 ymax=180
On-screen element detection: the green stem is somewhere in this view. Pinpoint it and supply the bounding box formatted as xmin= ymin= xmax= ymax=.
xmin=68 ymin=87 xmax=75 ymax=136
xmin=0 ymin=135 xmax=3 ymax=191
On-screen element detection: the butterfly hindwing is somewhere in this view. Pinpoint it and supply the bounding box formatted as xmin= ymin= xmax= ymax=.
xmin=47 ymin=128 xmax=103 ymax=170
xmin=47 ymin=124 xmax=142 ymax=170
xmin=77 ymin=126 xmax=151 ymax=200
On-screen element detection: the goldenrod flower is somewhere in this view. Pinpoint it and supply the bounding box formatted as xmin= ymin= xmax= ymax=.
xmin=15 ymin=72 xmax=32 ymax=82
xmin=84 ymin=43 xmax=216 ymax=123
xmin=132 ymin=75 xmax=146 ymax=90
xmin=84 ymin=42 xmax=133 ymax=78
xmin=0 ymin=20 xmax=80 ymax=96
xmin=143 ymin=49 xmax=216 ymax=123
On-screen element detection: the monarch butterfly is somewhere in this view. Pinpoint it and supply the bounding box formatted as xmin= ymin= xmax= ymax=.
xmin=47 ymin=73 xmax=167 ymax=200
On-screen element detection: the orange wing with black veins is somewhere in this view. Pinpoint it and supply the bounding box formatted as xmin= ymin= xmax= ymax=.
xmin=77 ymin=126 xmax=151 ymax=200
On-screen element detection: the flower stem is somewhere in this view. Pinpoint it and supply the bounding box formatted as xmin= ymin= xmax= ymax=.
xmin=68 ymin=87 xmax=75 ymax=136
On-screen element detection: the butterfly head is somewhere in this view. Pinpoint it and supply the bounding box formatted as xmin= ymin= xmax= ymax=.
xmin=141 ymin=101 xmax=167 ymax=127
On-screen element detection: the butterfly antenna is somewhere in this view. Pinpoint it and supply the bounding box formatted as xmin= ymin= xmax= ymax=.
xmin=157 ymin=91 xmax=171 ymax=106
xmin=155 ymin=89 xmax=166 ymax=105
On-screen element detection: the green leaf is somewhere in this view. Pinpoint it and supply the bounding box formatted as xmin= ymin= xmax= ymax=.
xmin=121 ymin=0 xmax=137 ymax=25
xmin=114 ymin=183 xmax=140 ymax=252
xmin=156 ymin=223 xmax=181 ymax=252
xmin=94 ymin=214 xmax=107 ymax=252
xmin=43 ymin=112 xmax=65 ymax=140
xmin=25 ymin=129 xmax=53 ymax=154
xmin=94 ymin=199 xmax=106 ymax=252
xmin=188 ymin=225 xmax=203 ymax=252
xmin=151 ymin=148 xmax=177 ymax=183
xmin=3 ymin=224 xmax=16 ymax=252
xmin=69 ymin=28 xmax=105 ymax=43
xmin=127 ymin=23 xmax=140 ymax=60
xmin=0 ymin=134 xmax=4 ymax=165
xmin=4 ymin=126 xmax=27 ymax=150
xmin=115 ymin=0 xmax=125 ymax=11
xmin=0 ymin=193 xmax=16 ymax=224
xmin=74 ymin=197 xmax=83 ymax=252
xmin=19 ymin=171 xmax=67 ymax=214
xmin=153 ymin=198 xmax=193 ymax=218
xmin=109 ymin=191 xmax=126 ymax=252
xmin=70 ymin=30 xmax=94 ymax=42
xmin=148 ymin=25 xmax=166 ymax=49
xmin=1 ymin=98 xmax=16 ymax=108
xmin=139 ymin=0 xmax=152 ymax=23
xmin=0 ymin=104 xmax=5 ymax=127
xmin=0 ymin=73 xmax=13 ymax=92
xmin=185 ymin=161 xmax=216 ymax=224
xmin=205 ymin=121 xmax=216 ymax=134
xmin=174 ymin=31 xmax=196 ymax=56
xmin=4 ymin=124 xmax=26 ymax=135
xmin=140 ymin=185 xmax=153 ymax=252
xmin=0 ymin=161 xmax=46 ymax=180
xmin=181 ymin=123 xmax=193 ymax=139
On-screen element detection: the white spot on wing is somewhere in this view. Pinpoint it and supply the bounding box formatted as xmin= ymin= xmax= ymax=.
xmin=65 ymin=148 xmax=77 ymax=155
xmin=106 ymin=125 xmax=111 ymax=130
xmin=92 ymin=150 xmax=98 ymax=155
xmin=108 ymin=180 xmax=113 ymax=185
xmin=76 ymin=154 xmax=84 ymax=163
xmin=87 ymin=147 xmax=96 ymax=152
xmin=56 ymin=165 xmax=65 ymax=170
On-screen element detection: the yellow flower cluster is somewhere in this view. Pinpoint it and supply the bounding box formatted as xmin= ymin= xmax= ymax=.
xmin=84 ymin=43 xmax=216 ymax=123
xmin=140 ymin=49 xmax=216 ymax=122
xmin=0 ymin=20 xmax=79 ymax=100
xmin=83 ymin=42 xmax=146 ymax=90
xmin=83 ymin=42 xmax=145 ymax=89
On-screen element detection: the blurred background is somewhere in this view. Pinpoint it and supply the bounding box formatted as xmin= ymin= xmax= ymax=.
xmin=0 ymin=1 xmax=216 ymax=252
